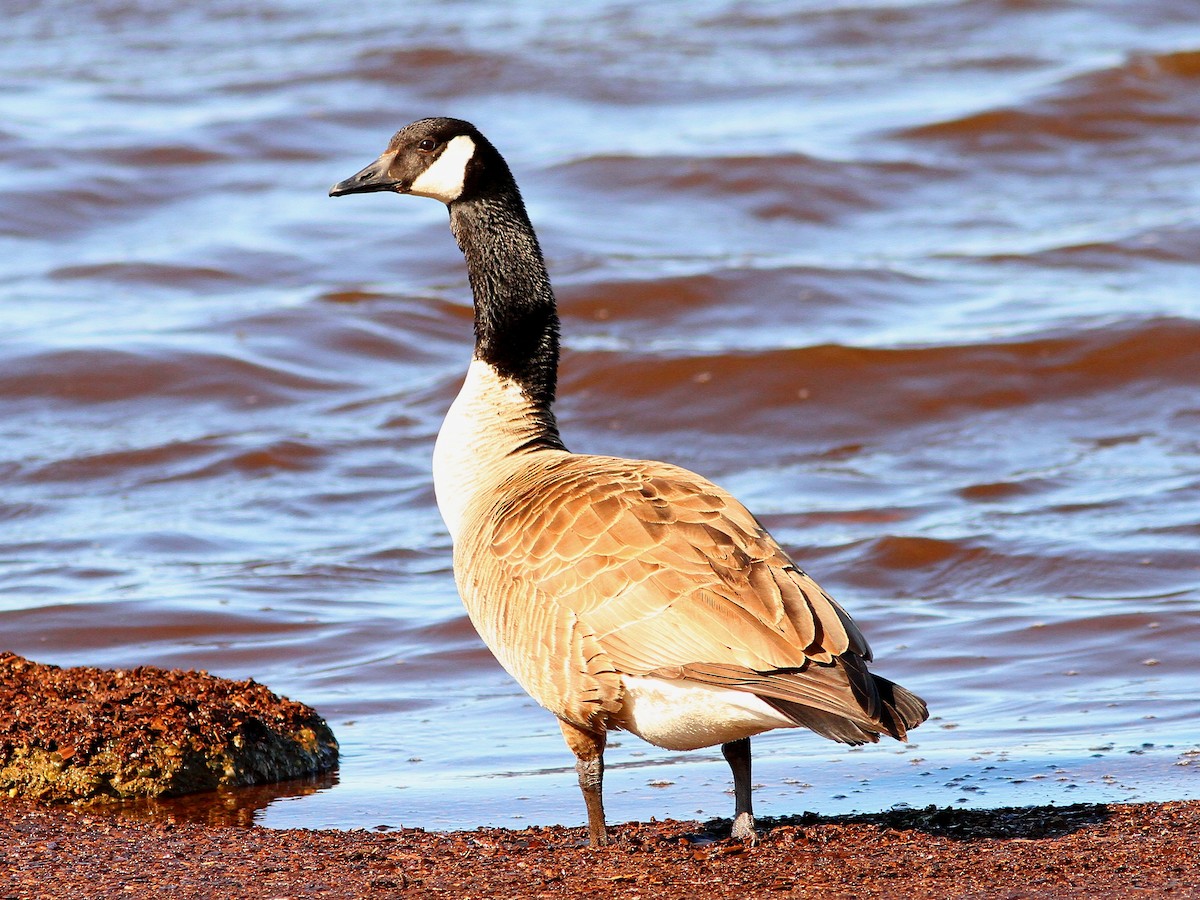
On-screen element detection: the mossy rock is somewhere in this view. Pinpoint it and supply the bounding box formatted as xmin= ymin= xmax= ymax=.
xmin=0 ymin=652 xmax=338 ymax=803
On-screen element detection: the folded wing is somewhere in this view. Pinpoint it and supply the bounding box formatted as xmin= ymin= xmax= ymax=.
xmin=456 ymin=453 xmax=927 ymax=743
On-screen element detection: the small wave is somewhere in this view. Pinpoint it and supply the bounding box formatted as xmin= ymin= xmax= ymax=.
xmin=23 ymin=437 xmax=226 ymax=485
xmin=557 ymin=153 xmax=941 ymax=223
xmin=188 ymin=440 xmax=329 ymax=479
xmin=215 ymin=302 xmax=460 ymax=365
xmin=949 ymin=223 xmax=1200 ymax=270
xmin=0 ymin=599 xmax=319 ymax=661
xmin=841 ymin=535 xmax=1054 ymax=602
xmin=562 ymin=317 xmax=1200 ymax=433
xmin=559 ymin=265 xmax=943 ymax=355
xmin=0 ymin=181 xmax=163 ymax=240
xmin=0 ymin=347 xmax=349 ymax=406
xmin=202 ymin=114 xmax=332 ymax=163
xmin=563 ymin=264 xmax=929 ymax=319
xmin=113 ymin=531 xmax=241 ymax=558
xmin=866 ymin=535 xmax=977 ymax=570
xmin=343 ymin=41 xmax=791 ymax=106
xmin=958 ymin=477 xmax=1062 ymax=503
xmin=93 ymin=143 xmax=229 ymax=167
xmin=849 ymin=538 xmax=1191 ymax=608
xmin=348 ymin=46 xmax=550 ymax=100
xmin=50 ymin=261 xmax=243 ymax=288
xmin=898 ymin=47 xmax=1200 ymax=152
xmin=23 ymin=437 xmax=328 ymax=487
xmin=0 ymin=501 xmax=49 ymax=522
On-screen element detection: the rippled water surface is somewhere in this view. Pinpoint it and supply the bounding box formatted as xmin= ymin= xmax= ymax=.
xmin=2 ymin=1 xmax=1198 ymax=830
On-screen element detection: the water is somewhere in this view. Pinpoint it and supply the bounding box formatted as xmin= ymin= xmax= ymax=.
xmin=1 ymin=0 xmax=1198 ymax=831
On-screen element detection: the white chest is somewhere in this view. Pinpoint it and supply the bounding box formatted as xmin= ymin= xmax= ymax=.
xmin=432 ymin=358 xmax=545 ymax=542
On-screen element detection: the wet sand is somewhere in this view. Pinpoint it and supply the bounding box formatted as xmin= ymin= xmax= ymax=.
xmin=4 ymin=798 xmax=1197 ymax=898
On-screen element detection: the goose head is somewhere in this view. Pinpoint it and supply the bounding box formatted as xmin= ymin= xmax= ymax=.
xmin=329 ymin=117 xmax=510 ymax=205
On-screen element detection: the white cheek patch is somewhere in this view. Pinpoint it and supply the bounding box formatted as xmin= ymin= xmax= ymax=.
xmin=409 ymin=134 xmax=476 ymax=203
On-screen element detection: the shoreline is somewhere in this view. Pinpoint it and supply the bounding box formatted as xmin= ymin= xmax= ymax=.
xmin=4 ymin=797 xmax=1197 ymax=898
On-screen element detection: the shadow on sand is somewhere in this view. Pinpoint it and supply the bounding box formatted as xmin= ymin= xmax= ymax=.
xmin=695 ymin=802 xmax=1111 ymax=843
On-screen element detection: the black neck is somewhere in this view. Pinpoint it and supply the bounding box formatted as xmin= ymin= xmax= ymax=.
xmin=449 ymin=184 xmax=563 ymax=448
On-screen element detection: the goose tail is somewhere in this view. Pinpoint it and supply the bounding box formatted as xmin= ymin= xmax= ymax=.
xmin=763 ymin=675 xmax=928 ymax=746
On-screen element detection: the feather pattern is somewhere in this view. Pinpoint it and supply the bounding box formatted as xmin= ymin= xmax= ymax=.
xmin=454 ymin=449 xmax=923 ymax=745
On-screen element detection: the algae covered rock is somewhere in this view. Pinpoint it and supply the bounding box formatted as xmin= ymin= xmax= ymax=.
xmin=0 ymin=652 xmax=338 ymax=803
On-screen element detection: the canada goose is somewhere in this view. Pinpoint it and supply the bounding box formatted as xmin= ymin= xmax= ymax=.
xmin=330 ymin=117 xmax=928 ymax=847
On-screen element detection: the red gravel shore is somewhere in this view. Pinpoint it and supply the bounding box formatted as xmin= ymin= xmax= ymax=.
xmin=3 ymin=797 xmax=1198 ymax=899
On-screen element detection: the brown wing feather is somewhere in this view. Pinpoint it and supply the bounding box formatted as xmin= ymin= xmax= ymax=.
xmin=456 ymin=452 xmax=920 ymax=737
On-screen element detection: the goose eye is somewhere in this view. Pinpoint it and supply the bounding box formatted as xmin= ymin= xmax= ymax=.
xmin=417 ymin=138 xmax=436 ymax=152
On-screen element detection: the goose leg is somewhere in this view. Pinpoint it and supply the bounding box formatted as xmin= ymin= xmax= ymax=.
xmin=722 ymin=737 xmax=757 ymax=844
xmin=558 ymin=719 xmax=608 ymax=847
